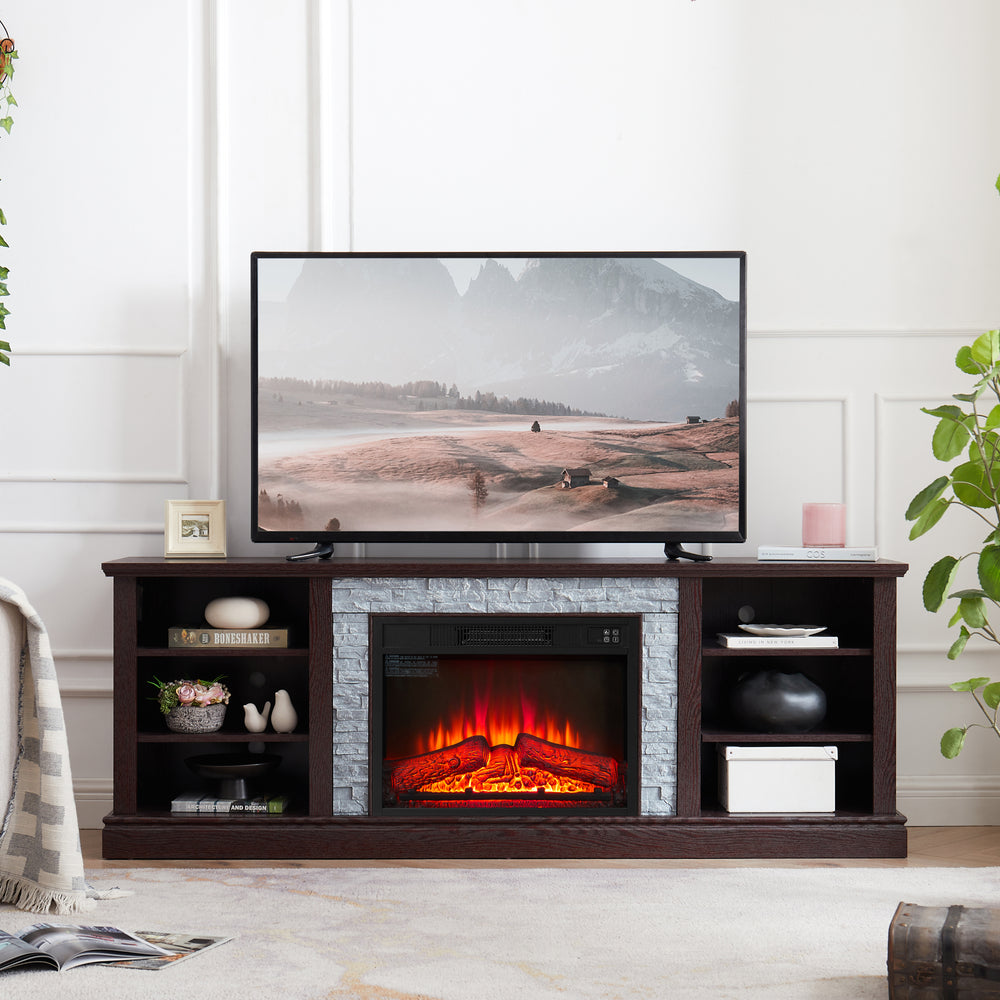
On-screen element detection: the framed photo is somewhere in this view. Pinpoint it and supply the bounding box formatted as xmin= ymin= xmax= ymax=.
xmin=164 ymin=500 xmax=227 ymax=558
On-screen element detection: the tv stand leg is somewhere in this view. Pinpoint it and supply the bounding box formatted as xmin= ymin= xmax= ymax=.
xmin=286 ymin=543 xmax=335 ymax=562
xmin=664 ymin=542 xmax=712 ymax=562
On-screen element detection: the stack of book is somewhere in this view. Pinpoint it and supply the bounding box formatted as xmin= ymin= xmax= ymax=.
xmin=170 ymin=792 xmax=291 ymax=814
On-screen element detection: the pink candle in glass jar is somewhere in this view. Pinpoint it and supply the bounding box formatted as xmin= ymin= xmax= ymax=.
xmin=802 ymin=502 xmax=845 ymax=547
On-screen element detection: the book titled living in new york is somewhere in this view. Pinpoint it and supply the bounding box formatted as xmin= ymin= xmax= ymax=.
xmin=716 ymin=633 xmax=839 ymax=648
xmin=168 ymin=626 xmax=288 ymax=648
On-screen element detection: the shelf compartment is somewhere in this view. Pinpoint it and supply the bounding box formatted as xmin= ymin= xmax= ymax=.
xmin=699 ymin=740 xmax=874 ymax=815
xmin=136 ymin=741 xmax=309 ymax=814
xmin=700 ymin=576 xmax=876 ymax=649
xmin=137 ymin=655 xmax=308 ymax=736
xmin=135 ymin=576 xmax=311 ymax=649
xmin=700 ymin=656 xmax=873 ymax=736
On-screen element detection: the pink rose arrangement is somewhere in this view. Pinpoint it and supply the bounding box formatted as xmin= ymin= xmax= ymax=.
xmin=149 ymin=675 xmax=231 ymax=715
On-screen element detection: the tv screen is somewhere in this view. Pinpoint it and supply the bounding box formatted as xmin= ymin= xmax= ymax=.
xmin=251 ymin=251 xmax=746 ymax=557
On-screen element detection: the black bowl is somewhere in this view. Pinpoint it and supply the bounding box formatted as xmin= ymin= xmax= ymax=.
xmin=185 ymin=752 xmax=281 ymax=799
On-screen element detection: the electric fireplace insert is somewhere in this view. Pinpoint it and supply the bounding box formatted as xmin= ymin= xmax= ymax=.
xmin=371 ymin=615 xmax=641 ymax=815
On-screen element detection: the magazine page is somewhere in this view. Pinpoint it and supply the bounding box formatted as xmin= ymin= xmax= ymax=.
xmin=17 ymin=925 xmax=169 ymax=971
xmin=108 ymin=931 xmax=232 ymax=970
xmin=0 ymin=931 xmax=58 ymax=972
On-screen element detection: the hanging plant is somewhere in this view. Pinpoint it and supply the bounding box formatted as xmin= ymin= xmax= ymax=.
xmin=0 ymin=21 xmax=17 ymax=368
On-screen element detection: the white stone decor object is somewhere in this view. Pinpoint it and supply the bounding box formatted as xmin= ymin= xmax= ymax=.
xmin=204 ymin=596 xmax=270 ymax=629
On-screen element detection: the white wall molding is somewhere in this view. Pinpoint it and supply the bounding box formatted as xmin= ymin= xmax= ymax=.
xmin=749 ymin=328 xmax=987 ymax=339
xmin=59 ymin=680 xmax=113 ymax=699
xmin=0 ymin=523 xmax=161 ymax=534
xmin=74 ymin=779 xmax=113 ymax=831
xmin=53 ymin=654 xmax=112 ymax=699
xmin=751 ymin=393 xmax=851 ymax=505
xmin=0 ymin=473 xmax=186 ymax=484
xmin=4 ymin=347 xmax=188 ymax=357
xmin=898 ymin=774 xmax=1000 ymax=827
xmin=187 ymin=0 xmax=223 ymax=501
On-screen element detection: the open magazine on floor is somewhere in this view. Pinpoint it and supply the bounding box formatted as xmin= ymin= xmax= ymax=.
xmin=0 ymin=924 xmax=170 ymax=972
xmin=106 ymin=931 xmax=232 ymax=970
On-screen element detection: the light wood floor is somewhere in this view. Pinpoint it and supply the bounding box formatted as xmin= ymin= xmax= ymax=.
xmin=79 ymin=826 xmax=1000 ymax=870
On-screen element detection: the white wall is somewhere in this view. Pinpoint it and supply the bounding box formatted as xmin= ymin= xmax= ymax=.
xmin=1 ymin=0 xmax=998 ymax=828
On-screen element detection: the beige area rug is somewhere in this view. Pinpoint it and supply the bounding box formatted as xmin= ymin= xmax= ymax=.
xmin=1 ymin=865 xmax=998 ymax=999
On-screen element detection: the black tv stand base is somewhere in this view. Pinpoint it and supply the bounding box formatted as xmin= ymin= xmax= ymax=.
xmin=664 ymin=542 xmax=712 ymax=562
xmin=286 ymin=543 xmax=335 ymax=562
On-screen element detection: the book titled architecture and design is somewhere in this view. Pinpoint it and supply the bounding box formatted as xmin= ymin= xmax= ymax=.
xmin=168 ymin=627 xmax=289 ymax=648
xmin=170 ymin=792 xmax=291 ymax=814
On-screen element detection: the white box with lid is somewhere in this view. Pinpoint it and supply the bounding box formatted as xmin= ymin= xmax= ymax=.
xmin=719 ymin=745 xmax=838 ymax=813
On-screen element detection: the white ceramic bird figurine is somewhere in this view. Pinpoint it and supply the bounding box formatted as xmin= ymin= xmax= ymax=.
xmin=243 ymin=700 xmax=271 ymax=733
xmin=271 ymin=689 xmax=298 ymax=733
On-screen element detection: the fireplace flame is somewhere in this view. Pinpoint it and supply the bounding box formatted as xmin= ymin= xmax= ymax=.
xmin=413 ymin=689 xmax=597 ymax=795
xmin=417 ymin=687 xmax=583 ymax=757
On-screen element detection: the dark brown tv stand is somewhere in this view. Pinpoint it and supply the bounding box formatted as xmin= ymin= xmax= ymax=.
xmin=101 ymin=555 xmax=908 ymax=860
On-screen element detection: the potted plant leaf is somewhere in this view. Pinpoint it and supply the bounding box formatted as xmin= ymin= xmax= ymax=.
xmin=905 ymin=327 xmax=1000 ymax=758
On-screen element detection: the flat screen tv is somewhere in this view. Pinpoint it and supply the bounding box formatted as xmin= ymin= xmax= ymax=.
xmin=251 ymin=251 xmax=746 ymax=560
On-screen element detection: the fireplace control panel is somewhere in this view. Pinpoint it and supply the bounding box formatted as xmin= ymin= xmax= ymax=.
xmin=588 ymin=625 xmax=623 ymax=645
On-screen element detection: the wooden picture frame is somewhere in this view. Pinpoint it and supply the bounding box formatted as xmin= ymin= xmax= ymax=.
xmin=164 ymin=500 xmax=227 ymax=558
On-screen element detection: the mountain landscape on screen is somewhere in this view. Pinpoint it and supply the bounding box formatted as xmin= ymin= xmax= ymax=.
xmin=254 ymin=255 xmax=743 ymax=538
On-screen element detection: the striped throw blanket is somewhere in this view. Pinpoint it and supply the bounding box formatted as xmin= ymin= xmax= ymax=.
xmin=0 ymin=578 xmax=92 ymax=913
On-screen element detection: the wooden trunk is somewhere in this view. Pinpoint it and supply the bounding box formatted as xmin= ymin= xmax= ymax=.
xmin=888 ymin=902 xmax=1000 ymax=999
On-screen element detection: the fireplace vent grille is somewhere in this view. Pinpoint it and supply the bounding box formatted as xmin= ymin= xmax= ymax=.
xmin=436 ymin=623 xmax=555 ymax=647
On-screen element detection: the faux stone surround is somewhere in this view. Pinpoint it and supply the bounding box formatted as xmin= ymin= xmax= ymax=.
xmin=329 ymin=576 xmax=679 ymax=816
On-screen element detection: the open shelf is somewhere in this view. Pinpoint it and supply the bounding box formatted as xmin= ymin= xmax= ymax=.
xmin=137 ymin=732 xmax=310 ymax=743
xmin=702 ymin=646 xmax=872 ymax=657
xmin=701 ymin=730 xmax=872 ymax=743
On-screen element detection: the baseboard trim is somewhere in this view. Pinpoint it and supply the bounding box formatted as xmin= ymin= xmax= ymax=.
xmin=74 ymin=779 xmax=112 ymax=830
xmin=898 ymin=775 xmax=1000 ymax=826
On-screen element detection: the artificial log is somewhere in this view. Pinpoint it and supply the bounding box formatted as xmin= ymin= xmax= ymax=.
xmin=514 ymin=732 xmax=621 ymax=791
xmin=385 ymin=732 xmax=624 ymax=797
xmin=478 ymin=744 xmax=519 ymax=787
xmin=385 ymin=735 xmax=490 ymax=794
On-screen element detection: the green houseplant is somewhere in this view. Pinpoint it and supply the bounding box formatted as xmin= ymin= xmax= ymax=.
xmin=905 ymin=328 xmax=1000 ymax=758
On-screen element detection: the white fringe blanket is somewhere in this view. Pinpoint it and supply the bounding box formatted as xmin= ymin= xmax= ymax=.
xmin=0 ymin=578 xmax=92 ymax=913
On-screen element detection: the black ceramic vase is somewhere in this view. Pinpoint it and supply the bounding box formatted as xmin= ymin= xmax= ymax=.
xmin=729 ymin=670 xmax=827 ymax=733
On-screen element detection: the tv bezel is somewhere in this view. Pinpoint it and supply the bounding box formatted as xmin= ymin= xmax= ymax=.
xmin=250 ymin=250 xmax=747 ymax=552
